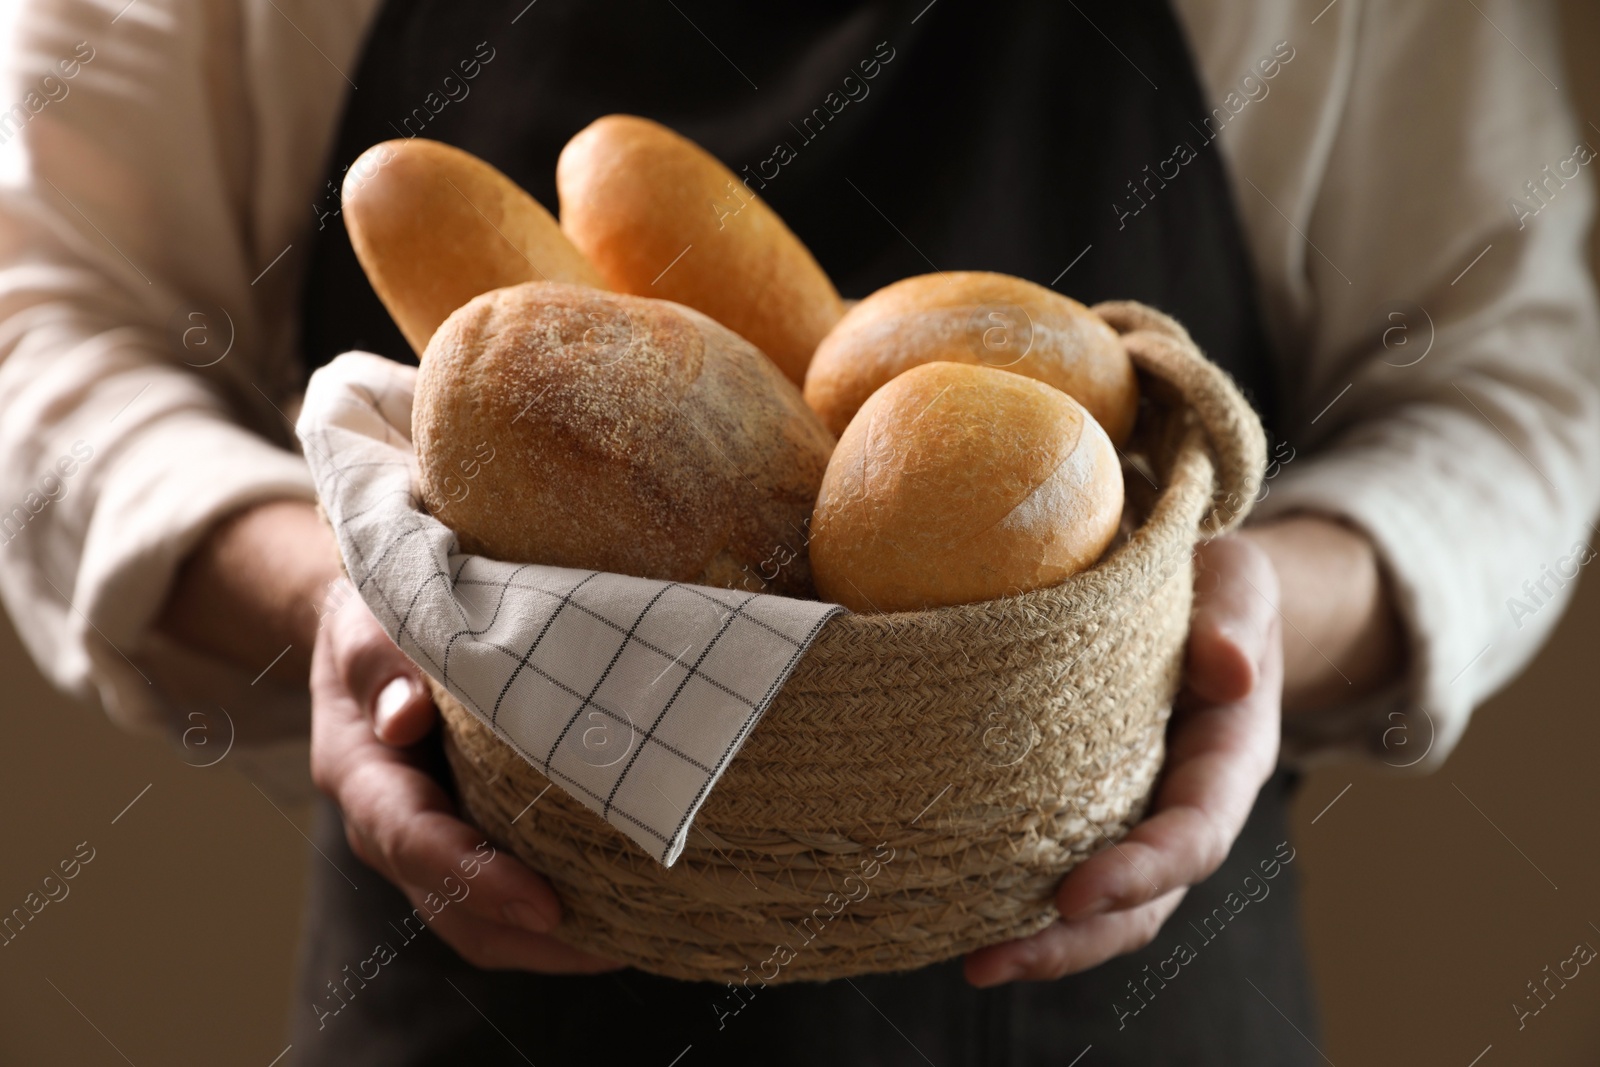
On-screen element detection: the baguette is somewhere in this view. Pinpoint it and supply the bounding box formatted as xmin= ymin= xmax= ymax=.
xmin=557 ymin=115 xmax=843 ymax=385
xmin=343 ymin=139 xmax=606 ymax=355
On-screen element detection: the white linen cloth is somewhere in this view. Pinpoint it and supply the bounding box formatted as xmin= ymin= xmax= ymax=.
xmin=296 ymin=351 xmax=840 ymax=865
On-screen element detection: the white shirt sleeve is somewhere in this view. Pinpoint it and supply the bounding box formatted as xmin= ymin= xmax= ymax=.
xmin=1175 ymin=0 xmax=1600 ymax=768
xmin=0 ymin=0 xmax=374 ymax=755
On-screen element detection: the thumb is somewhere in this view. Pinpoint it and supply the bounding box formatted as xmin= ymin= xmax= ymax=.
xmin=324 ymin=582 xmax=437 ymax=746
xmin=1185 ymin=534 xmax=1280 ymax=706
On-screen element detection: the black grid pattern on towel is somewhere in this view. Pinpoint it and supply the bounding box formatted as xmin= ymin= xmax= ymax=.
xmin=302 ymin=406 xmax=835 ymax=863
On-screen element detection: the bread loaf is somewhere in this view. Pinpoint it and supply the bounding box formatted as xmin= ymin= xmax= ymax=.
xmin=556 ymin=115 xmax=844 ymax=386
xmin=809 ymin=362 xmax=1123 ymax=613
xmin=804 ymin=271 xmax=1139 ymax=443
xmin=413 ymin=282 xmax=834 ymax=597
xmin=343 ymin=139 xmax=607 ymax=355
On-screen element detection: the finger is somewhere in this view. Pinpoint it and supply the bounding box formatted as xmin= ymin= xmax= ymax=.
xmin=1185 ymin=535 xmax=1280 ymax=706
xmin=1057 ymin=624 xmax=1282 ymax=919
xmin=965 ymin=889 xmax=1187 ymax=987
xmin=412 ymin=901 xmax=624 ymax=973
xmin=372 ymin=675 xmax=438 ymax=747
xmin=309 ymin=618 xmax=428 ymax=793
xmin=310 ymin=620 xmax=388 ymax=796
xmin=337 ymin=754 xmax=566 ymax=935
xmin=324 ymin=591 xmax=434 ymax=745
xmin=312 ymin=601 xmax=566 ymax=937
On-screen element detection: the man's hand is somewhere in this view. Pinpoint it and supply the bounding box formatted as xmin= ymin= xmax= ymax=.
xmin=964 ymin=534 xmax=1284 ymax=986
xmin=310 ymin=579 xmax=621 ymax=974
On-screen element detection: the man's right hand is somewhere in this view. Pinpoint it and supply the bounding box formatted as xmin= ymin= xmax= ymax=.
xmin=310 ymin=577 xmax=621 ymax=974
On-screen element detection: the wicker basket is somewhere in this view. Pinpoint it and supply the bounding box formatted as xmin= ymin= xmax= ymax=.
xmin=429 ymin=300 xmax=1265 ymax=983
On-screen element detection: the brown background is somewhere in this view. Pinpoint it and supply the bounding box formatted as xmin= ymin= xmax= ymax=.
xmin=2 ymin=3 xmax=1598 ymax=1063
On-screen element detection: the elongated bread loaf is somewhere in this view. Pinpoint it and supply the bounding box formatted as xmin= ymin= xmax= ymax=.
xmin=343 ymin=139 xmax=607 ymax=355
xmin=809 ymin=362 xmax=1123 ymax=613
xmin=556 ymin=115 xmax=844 ymax=386
xmin=413 ymin=282 xmax=834 ymax=597
xmin=804 ymin=271 xmax=1138 ymax=443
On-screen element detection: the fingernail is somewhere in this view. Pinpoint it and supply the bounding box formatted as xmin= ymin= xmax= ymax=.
xmin=971 ymin=965 xmax=1018 ymax=989
xmin=987 ymin=949 xmax=1036 ymax=987
xmin=374 ymin=676 xmax=415 ymax=732
xmin=1214 ymin=620 xmax=1263 ymax=690
xmin=503 ymin=899 xmax=557 ymax=935
xmin=1217 ymin=618 xmax=1254 ymax=655
xmin=1065 ymin=897 xmax=1112 ymax=922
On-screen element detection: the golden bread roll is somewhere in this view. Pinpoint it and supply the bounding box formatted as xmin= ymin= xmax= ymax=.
xmin=804 ymin=271 xmax=1139 ymax=444
xmin=413 ymin=281 xmax=834 ymax=597
xmin=556 ymin=114 xmax=844 ymax=386
xmin=343 ymin=139 xmax=607 ymax=355
xmin=809 ymin=361 xmax=1123 ymax=613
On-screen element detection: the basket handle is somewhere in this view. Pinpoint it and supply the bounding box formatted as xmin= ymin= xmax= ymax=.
xmin=1093 ymin=300 xmax=1267 ymax=536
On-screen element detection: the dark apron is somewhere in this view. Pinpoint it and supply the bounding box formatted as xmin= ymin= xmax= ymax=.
xmin=292 ymin=2 xmax=1313 ymax=1063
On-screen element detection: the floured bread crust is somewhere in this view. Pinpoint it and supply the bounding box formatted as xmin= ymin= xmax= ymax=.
xmin=414 ymin=282 xmax=834 ymax=597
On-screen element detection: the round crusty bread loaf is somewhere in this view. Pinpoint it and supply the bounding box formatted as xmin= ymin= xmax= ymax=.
xmin=413 ymin=282 xmax=834 ymax=597
xmin=804 ymin=271 xmax=1139 ymax=444
xmin=809 ymin=361 xmax=1123 ymax=613
xmin=556 ymin=114 xmax=844 ymax=386
xmin=343 ymin=139 xmax=607 ymax=355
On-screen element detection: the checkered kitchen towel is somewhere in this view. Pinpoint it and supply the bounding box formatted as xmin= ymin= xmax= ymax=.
xmin=296 ymin=352 xmax=841 ymax=866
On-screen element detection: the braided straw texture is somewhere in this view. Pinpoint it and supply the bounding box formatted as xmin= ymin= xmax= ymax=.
xmin=434 ymin=299 xmax=1265 ymax=983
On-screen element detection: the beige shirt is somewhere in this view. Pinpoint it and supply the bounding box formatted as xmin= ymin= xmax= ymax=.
xmin=0 ymin=0 xmax=1594 ymax=787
